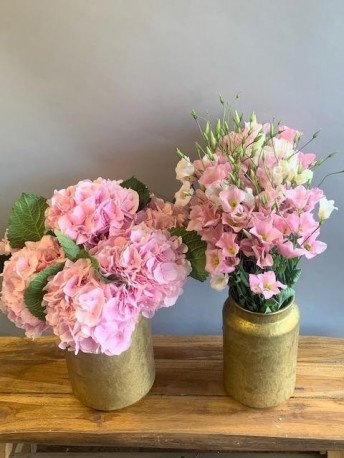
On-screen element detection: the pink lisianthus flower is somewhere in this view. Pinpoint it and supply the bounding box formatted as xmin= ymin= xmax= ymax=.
xmin=0 ymin=236 xmax=65 ymax=338
xmin=216 ymin=232 xmax=239 ymax=258
xmin=285 ymin=186 xmax=322 ymax=212
xmin=240 ymin=239 xmax=273 ymax=268
xmin=219 ymin=186 xmax=246 ymax=213
xmin=205 ymin=247 xmax=236 ymax=275
xmin=175 ymin=107 xmax=336 ymax=311
xmin=249 ymin=218 xmax=283 ymax=246
xmin=278 ymin=126 xmax=302 ymax=143
xmin=299 ymin=231 xmax=327 ymax=259
xmin=249 ymin=271 xmax=287 ymax=300
xmin=198 ymin=162 xmax=231 ymax=187
xmin=298 ymin=152 xmax=316 ymax=170
xmin=221 ymin=206 xmax=252 ymax=233
xmin=45 ymin=178 xmax=139 ymax=247
xmin=277 ymin=241 xmax=306 ymax=259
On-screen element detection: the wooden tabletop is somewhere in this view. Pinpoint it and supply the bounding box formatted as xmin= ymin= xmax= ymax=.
xmin=0 ymin=335 xmax=343 ymax=452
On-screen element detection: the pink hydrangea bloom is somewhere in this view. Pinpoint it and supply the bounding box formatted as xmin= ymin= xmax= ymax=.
xmin=43 ymin=224 xmax=191 ymax=355
xmin=45 ymin=178 xmax=139 ymax=247
xmin=44 ymin=258 xmax=139 ymax=355
xmin=1 ymin=236 xmax=64 ymax=338
xmin=93 ymin=224 xmax=191 ymax=318
xmin=0 ymin=233 xmax=12 ymax=256
xmin=136 ymin=195 xmax=188 ymax=230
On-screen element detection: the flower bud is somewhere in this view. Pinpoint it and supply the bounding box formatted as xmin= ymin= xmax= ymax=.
xmin=204 ymin=122 xmax=210 ymax=137
xmin=210 ymin=131 xmax=217 ymax=150
xmin=318 ymin=198 xmax=337 ymax=222
xmin=233 ymin=110 xmax=241 ymax=126
xmin=215 ymin=119 xmax=221 ymax=137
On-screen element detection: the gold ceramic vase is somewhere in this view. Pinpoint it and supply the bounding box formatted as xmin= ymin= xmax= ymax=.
xmin=223 ymin=297 xmax=300 ymax=408
xmin=65 ymin=316 xmax=155 ymax=411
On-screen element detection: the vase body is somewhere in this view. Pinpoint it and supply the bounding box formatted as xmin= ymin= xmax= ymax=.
xmin=65 ymin=316 xmax=155 ymax=411
xmin=223 ymin=297 xmax=300 ymax=408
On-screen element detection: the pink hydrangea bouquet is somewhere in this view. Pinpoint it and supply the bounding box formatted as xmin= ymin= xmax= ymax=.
xmin=175 ymin=99 xmax=338 ymax=313
xmin=0 ymin=177 xmax=205 ymax=355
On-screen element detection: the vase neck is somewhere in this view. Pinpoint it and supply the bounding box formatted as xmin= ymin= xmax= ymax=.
xmin=226 ymin=296 xmax=295 ymax=324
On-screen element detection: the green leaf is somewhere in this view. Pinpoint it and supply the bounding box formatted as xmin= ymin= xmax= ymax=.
xmin=289 ymin=268 xmax=302 ymax=286
xmin=169 ymin=227 xmax=208 ymax=282
xmin=53 ymin=232 xmax=114 ymax=284
xmin=278 ymin=287 xmax=295 ymax=309
xmin=24 ymin=263 xmax=65 ymax=321
xmin=54 ymin=231 xmax=82 ymax=260
xmin=121 ymin=176 xmax=151 ymax=211
xmin=0 ymin=254 xmax=10 ymax=274
xmin=7 ymin=193 xmax=48 ymax=248
xmin=264 ymin=298 xmax=281 ymax=313
xmin=237 ymin=268 xmax=249 ymax=288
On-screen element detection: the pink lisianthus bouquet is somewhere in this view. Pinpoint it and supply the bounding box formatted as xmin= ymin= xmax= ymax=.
xmin=0 ymin=177 xmax=204 ymax=354
xmin=175 ymin=100 xmax=339 ymax=313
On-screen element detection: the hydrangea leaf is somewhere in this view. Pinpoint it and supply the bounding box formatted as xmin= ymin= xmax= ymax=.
xmin=54 ymin=232 xmax=114 ymax=284
xmin=121 ymin=176 xmax=151 ymax=211
xmin=169 ymin=227 xmax=208 ymax=282
xmin=24 ymin=262 xmax=65 ymax=321
xmin=7 ymin=193 xmax=48 ymax=248
xmin=54 ymin=231 xmax=81 ymax=261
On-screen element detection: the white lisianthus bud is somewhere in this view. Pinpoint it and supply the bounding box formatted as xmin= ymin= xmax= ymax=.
xmin=175 ymin=157 xmax=195 ymax=181
xmin=210 ymin=273 xmax=229 ymax=291
xmin=174 ymin=181 xmax=194 ymax=206
xmin=294 ymin=169 xmax=313 ymax=185
xmin=318 ymin=198 xmax=337 ymax=222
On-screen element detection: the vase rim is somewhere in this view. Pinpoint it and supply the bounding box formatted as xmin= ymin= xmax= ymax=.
xmin=228 ymin=296 xmax=295 ymax=317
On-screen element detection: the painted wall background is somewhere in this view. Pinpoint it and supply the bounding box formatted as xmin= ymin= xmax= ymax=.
xmin=0 ymin=0 xmax=343 ymax=337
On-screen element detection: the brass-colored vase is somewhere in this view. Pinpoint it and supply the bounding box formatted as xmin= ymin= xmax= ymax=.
xmin=65 ymin=316 xmax=155 ymax=411
xmin=223 ymin=297 xmax=300 ymax=408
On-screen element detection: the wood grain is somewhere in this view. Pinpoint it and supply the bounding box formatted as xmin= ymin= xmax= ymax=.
xmin=0 ymin=336 xmax=342 ymax=451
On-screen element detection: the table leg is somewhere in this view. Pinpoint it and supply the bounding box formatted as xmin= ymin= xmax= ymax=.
xmin=0 ymin=443 xmax=13 ymax=458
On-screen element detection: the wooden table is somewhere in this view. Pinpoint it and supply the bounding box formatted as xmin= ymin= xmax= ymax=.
xmin=0 ymin=336 xmax=343 ymax=457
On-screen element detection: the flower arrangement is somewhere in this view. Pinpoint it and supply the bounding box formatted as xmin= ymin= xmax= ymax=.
xmin=175 ymin=98 xmax=339 ymax=313
xmin=0 ymin=177 xmax=205 ymax=355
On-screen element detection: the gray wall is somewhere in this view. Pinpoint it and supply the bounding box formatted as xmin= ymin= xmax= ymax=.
xmin=0 ymin=0 xmax=343 ymax=337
